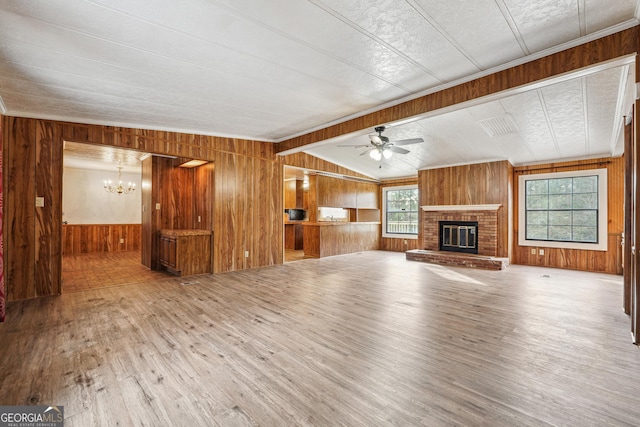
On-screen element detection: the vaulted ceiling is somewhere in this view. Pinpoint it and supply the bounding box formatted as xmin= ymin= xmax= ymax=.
xmin=1 ymin=1 xmax=639 ymax=179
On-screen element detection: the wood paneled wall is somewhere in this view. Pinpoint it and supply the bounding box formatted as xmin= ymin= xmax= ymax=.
xmin=62 ymin=224 xmax=141 ymax=255
xmin=276 ymin=27 xmax=639 ymax=152
xmin=3 ymin=117 xmax=282 ymax=301
xmin=283 ymin=152 xmax=375 ymax=180
xmin=513 ymin=157 xmax=623 ymax=274
xmin=418 ymin=161 xmax=513 ymax=258
xmin=379 ymin=177 xmax=421 ymax=252
xmin=3 ymin=118 xmax=63 ymax=301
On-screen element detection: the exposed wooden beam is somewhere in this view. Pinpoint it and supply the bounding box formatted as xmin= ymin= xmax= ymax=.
xmin=276 ymin=26 xmax=639 ymax=153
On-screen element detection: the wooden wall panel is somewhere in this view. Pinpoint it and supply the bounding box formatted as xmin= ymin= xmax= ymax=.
xmin=276 ymin=27 xmax=639 ymax=152
xmin=418 ymin=161 xmax=512 ymax=258
xmin=513 ymin=157 xmax=624 ymax=274
xmin=35 ymin=120 xmax=62 ymax=297
xmin=194 ymin=162 xmax=215 ymax=231
xmin=141 ymin=156 xmax=153 ymax=268
xmin=5 ymin=117 xmax=37 ymax=301
xmin=62 ymin=224 xmax=141 ymax=255
xmin=283 ymin=152 xmax=374 ymax=180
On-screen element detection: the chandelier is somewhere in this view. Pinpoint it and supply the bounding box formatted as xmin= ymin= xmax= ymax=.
xmin=104 ymin=165 xmax=135 ymax=194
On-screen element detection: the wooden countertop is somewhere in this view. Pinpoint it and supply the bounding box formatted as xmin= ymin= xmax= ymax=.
xmin=159 ymin=229 xmax=213 ymax=237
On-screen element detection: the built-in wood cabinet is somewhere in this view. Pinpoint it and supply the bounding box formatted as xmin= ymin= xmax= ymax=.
xmin=159 ymin=229 xmax=213 ymax=276
xmin=316 ymin=175 xmax=357 ymax=208
xmin=315 ymin=175 xmax=379 ymax=210
xmin=284 ymin=223 xmax=303 ymax=250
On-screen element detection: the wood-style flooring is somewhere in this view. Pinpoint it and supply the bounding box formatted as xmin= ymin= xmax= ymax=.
xmin=2 ymin=251 xmax=640 ymax=426
xmin=62 ymin=251 xmax=170 ymax=293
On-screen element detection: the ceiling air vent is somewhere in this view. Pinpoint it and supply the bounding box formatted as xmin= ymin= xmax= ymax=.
xmin=477 ymin=114 xmax=518 ymax=137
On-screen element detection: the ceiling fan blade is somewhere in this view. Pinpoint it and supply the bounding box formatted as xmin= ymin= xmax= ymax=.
xmin=388 ymin=146 xmax=410 ymax=155
xmin=390 ymin=138 xmax=424 ymax=146
xmin=337 ymin=144 xmax=370 ymax=148
xmin=360 ymin=148 xmax=375 ymax=156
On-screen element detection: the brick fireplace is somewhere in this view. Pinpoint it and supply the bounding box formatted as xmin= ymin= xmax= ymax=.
xmin=422 ymin=204 xmax=500 ymax=256
xmin=406 ymin=204 xmax=508 ymax=270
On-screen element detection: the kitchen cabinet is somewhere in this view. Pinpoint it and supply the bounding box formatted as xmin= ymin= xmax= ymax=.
xmin=159 ymin=229 xmax=213 ymax=276
xmin=284 ymin=223 xmax=304 ymax=250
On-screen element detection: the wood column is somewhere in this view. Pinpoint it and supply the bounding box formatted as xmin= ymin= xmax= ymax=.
xmin=624 ymin=114 xmax=633 ymax=315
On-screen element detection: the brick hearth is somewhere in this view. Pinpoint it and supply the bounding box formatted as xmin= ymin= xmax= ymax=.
xmin=406 ymin=249 xmax=509 ymax=270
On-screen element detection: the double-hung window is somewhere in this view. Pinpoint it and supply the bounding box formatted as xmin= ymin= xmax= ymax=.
xmin=518 ymin=169 xmax=607 ymax=251
xmin=382 ymin=185 xmax=419 ymax=239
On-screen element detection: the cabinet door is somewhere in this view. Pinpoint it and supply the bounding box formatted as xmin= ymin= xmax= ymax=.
xmin=356 ymin=181 xmax=379 ymax=208
xmin=317 ymin=175 xmax=357 ymax=208
xmin=160 ymin=236 xmax=177 ymax=269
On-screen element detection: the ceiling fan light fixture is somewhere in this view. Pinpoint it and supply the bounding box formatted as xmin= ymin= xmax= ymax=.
xmin=382 ymin=149 xmax=393 ymax=159
xmin=370 ymin=149 xmax=382 ymax=161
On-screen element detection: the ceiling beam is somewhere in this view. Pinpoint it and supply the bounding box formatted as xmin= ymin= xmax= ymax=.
xmin=275 ymin=26 xmax=639 ymax=154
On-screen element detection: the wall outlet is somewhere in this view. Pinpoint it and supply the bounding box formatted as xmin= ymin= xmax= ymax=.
xmin=539 ymin=249 xmax=545 ymax=255
xmin=530 ymin=248 xmax=536 ymax=255
xmin=244 ymin=250 xmax=249 ymax=258
xmin=155 ymin=203 xmax=161 ymax=210
xmin=403 ymin=239 xmax=408 ymax=244
xmin=35 ymin=197 xmax=45 ymax=207
xmin=120 ymin=238 xmax=124 ymax=244
xmin=198 ymin=215 xmax=201 ymax=222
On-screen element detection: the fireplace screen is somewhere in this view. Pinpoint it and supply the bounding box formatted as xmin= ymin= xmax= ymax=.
xmin=439 ymin=221 xmax=479 ymax=254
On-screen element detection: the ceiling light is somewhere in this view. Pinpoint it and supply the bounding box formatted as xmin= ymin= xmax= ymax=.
xmin=179 ymin=159 xmax=208 ymax=168
xmin=370 ymin=149 xmax=382 ymax=161
xmin=382 ymin=149 xmax=393 ymax=159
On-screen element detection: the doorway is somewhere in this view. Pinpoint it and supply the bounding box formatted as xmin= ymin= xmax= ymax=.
xmin=284 ymin=166 xmax=309 ymax=262
xmin=61 ymin=141 xmax=166 ymax=292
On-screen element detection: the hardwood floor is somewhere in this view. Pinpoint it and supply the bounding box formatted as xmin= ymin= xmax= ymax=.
xmin=2 ymin=251 xmax=640 ymax=426
xmin=284 ymin=248 xmax=312 ymax=262
xmin=62 ymin=251 xmax=171 ymax=293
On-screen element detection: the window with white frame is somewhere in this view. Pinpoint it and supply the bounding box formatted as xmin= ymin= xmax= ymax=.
xmin=382 ymin=185 xmax=419 ymax=239
xmin=518 ymin=168 xmax=607 ymax=251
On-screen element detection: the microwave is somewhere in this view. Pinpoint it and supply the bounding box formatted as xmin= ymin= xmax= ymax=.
xmin=286 ymin=209 xmax=306 ymax=221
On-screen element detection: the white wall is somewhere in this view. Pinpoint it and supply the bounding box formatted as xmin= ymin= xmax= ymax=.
xmin=63 ymin=167 xmax=142 ymax=224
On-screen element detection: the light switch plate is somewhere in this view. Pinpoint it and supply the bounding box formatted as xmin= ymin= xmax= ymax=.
xmin=155 ymin=203 xmax=161 ymax=210
xmin=35 ymin=197 xmax=45 ymax=207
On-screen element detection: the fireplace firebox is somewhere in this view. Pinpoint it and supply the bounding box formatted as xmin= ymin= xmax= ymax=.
xmin=439 ymin=221 xmax=479 ymax=254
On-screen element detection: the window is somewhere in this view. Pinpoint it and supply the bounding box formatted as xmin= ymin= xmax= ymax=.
xmin=382 ymin=185 xmax=418 ymax=239
xmin=518 ymin=169 xmax=607 ymax=251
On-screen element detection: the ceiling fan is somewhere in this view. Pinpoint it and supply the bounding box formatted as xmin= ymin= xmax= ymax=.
xmin=337 ymin=126 xmax=424 ymax=162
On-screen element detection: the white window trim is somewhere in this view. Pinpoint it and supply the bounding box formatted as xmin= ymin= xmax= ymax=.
xmin=518 ymin=168 xmax=608 ymax=251
xmin=382 ymin=184 xmax=418 ymax=239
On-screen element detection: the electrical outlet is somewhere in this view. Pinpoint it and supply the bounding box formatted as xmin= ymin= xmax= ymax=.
xmin=155 ymin=203 xmax=161 ymax=210
xmin=403 ymin=239 xmax=408 ymax=244
xmin=244 ymin=250 xmax=249 ymax=258
xmin=120 ymin=238 xmax=124 ymax=244
xmin=539 ymin=249 xmax=545 ymax=255
xmin=530 ymin=248 xmax=536 ymax=255
xmin=198 ymin=215 xmax=201 ymax=223
xmin=35 ymin=197 xmax=45 ymax=207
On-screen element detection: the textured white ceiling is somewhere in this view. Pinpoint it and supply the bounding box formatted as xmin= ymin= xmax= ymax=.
xmin=1 ymin=0 xmax=639 ymax=179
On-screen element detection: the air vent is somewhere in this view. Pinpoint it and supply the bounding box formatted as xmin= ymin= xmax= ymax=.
xmin=478 ymin=114 xmax=518 ymax=137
